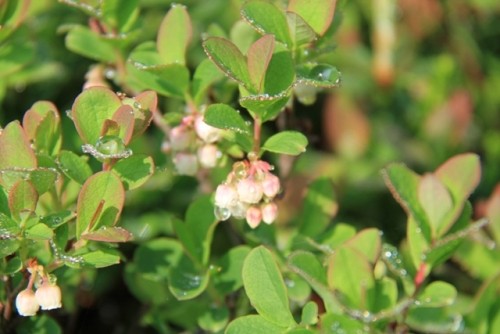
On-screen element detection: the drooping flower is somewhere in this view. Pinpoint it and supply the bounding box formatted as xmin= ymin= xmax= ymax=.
xmin=15 ymin=289 xmax=40 ymax=316
xmin=261 ymin=202 xmax=278 ymax=224
xmin=35 ymin=282 xmax=62 ymax=310
xmin=246 ymin=206 xmax=262 ymax=229
xmin=194 ymin=116 xmax=221 ymax=143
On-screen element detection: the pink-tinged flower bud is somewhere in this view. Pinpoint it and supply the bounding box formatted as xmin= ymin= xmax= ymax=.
xmin=198 ymin=144 xmax=219 ymax=168
xmin=195 ymin=116 xmax=221 ymax=143
xmin=169 ymin=125 xmax=193 ymax=151
xmin=262 ymin=173 xmax=280 ymax=198
xmin=16 ymin=289 xmax=40 ymax=316
xmin=35 ymin=283 xmax=62 ymax=310
xmin=261 ymin=202 xmax=278 ymax=224
xmin=215 ymin=184 xmax=238 ymax=208
xmin=246 ymin=206 xmax=262 ymax=229
xmin=237 ymin=178 xmax=263 ymax=204
xmin=229 ymin=201 xmax=249 ymax=219
xmin=174 ymin=153 xmax=198 ymax=176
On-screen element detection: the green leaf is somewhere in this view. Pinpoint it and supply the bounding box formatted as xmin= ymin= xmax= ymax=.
xmin=157 ymin=4 xmax=192 ymax=65
xmin=418 ymin=174 xmax=454 ymax=238
xmin=198 ymin=306 xmax=229 ymax=332
xmin=82 ymin=226 xmax=133 ymax=243
xmin=247 ymin=35 xmax=275 ymax=93
xmin=263 ymin=48 xmax=295 ymax=95
xmin=296 ymin=63 xmax=341 ymax=88
xmin=65 ymin=25 xmax=116 ymax=62
xmin=76 ymin=171 xmax=125 ymax=238
xmin=327 ymin=246 xmax=374 ymax=310
xmin=128 ymin=63 xmax=189 ymax=99
xmin=17 ymin=314 xmax=62 ymax=334
xmin=0 ymin=212 xmax=20 ymax=235
xmin=407 ymin=216 xmax=430 ymax=270
xmin=133 ymin=238 xmax=183 ymax=280
xmin=320 ymin=313 xmax=365 ymax=334
xmin=128 ymin=90 xmax=157 ymax=137
xmin=58 ymin=150 xmax=93 ymax=185
xmin=239 ymin=93 xmax=290 ymax=122
xmin=22 ymin=101 xmax=62 ymax=156
xmin=319 ymin=223 xmax=357 ymax=249
xmin=288 ymin=0 xmax=337 ymax=36
xmin=71 ymin=87 xmax=122 ymax=145
xmin=406 ymin=307 xmax=463 ymax=334
xmin=382 ymin=163 xmax=431 ymax=242
xmin=124 ymin=263 xmax=171 ymax=305
xmin=1 ymin=256 xmax=22 ymax=275
xmin=192 ymin=59 xmax=225 ymax=105
xmin=286 ymin=12 xmax=317 ymax=47
xmin=301 ymin=301 xmax=319 ymax=325
xmin=204 ymin=103 xmax=251 ymax=134
xmin=213 ymin=246 xmax=251 ymax=294
xmin=112 ymin=155 xmax=154 ymax=190
xmin=8 ymin=180 xmax=38 ymax=221
xmin=81 ymin=249 xmax=121 ymax=268
xmin=345 ymin=228 xmax=382 ymax=264
xmin=174 ymin=196 xmax=218 ymax=266
xmin=371 ymin=277 xmax=398 ymax=312
xmin=262 ymin=131 xmax=308 ymax=155
xmin=203 ymin=37 xmax=253 ymax=90
xmin=242 ymin=246 xmax=296 ymax=327
xmin=168 ymin=253 xmax=209 ymax=300
xmin=417 ymin=281 xmax=457 ymax=307
xmin=29 ymin=168 xmax=58 ymax=195
xmin=298 ymin=177 xmax=337 ymax=237
xmin=0 ymin=121 xmax=37 ymax=170
xmin=226 ymin=315 xmax=285 ymax=334
xmin=25 ymin=223 xmax=53 ymax=240
xmin=0 ymin=185 xmax=9 ymax=215
xmin=101 ymin=0 xmax=139 ymax=32
xmin=240 ymin=0 xmax=292 ymax=46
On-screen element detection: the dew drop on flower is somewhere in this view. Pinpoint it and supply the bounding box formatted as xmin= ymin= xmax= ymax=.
xmin=214 ymin=206 xmax=231 ymax=221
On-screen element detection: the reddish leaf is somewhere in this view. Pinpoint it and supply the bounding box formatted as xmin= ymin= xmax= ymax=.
xmin=247 ymin=34 xmax=275 ymax=93
xmin=8 ymin=180 xmax=38 ymax=221
xmin=0 ymin=121 xmax=37 ymax=170
xmin=82 ymin=226 xmax=133 ymax=243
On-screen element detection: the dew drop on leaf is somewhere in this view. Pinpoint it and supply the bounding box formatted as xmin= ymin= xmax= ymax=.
xmin=214 ymin=206 xmax=231 ymax=221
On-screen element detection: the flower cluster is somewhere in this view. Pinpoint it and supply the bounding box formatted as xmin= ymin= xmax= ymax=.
xmin=214 ymin=159 xmax=280 ymax=228
xmin=15 ymin=260 xmax=62 ymax=317
xmin=162 ymin=111 xmax=223 ymax=176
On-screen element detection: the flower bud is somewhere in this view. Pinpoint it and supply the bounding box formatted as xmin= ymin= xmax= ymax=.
xmin=229 ymin=201 xmax=249 ymax=219
xmin=237 ymin=178 xmax=263 ymax=204
xmin=262 ymin=173 xmax=280 ymax=198
xmin=215 ymin=184 xmax=237 ymax=208
xmin=169 ymin=125 xmax=193 ymax=151
xmin=174 ymin=153 xmax=198 ymax=176
xmin=246 ymin=206 xmax=262 ymax=229
xmin=16 ymin=289 xmax=40 ymax=316
xmin=35 ymin=282 xmax=62 ymax=310
xmin=195 ymin=116 xmax=221 ymax=143
xmin=198 ymin=144 xmax=219 ymax=168
xmin=261 ymin=202 xmax=278 ymax=224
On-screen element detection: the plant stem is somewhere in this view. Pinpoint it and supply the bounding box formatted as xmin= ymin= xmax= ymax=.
xmin=252 ymin=117 xmax=262 ymax=156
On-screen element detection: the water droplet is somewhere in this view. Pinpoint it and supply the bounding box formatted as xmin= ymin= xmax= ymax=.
xmin=133 ymin=101 xmax=143 ymax=110
xmin=214 ymin=206 xmax=231 ymax=221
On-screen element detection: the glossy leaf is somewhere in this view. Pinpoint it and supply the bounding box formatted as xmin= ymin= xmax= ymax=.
xmin=418 ymin=174 xmax=454 ymax=238
xmin=239 ymin=92 xmax=290 ymax=122
xmin=263 ymin=48 xmax=295 ymax=95
xmin=0 ymin=121 xmax=37 ymax=170
xmin=112 ymin=155 xmax=154 ymax=190
xmin=327 ymin=246 xmax=374 ymax=310
xmin=288 ymin=0 xmax=337 ymax=36
xmin=173 ymin=195 xmax=217 ymax=266
xmin=213 ymin=246 xmax=251 ymax=294
xmin=203 ymin=37 xmax=253 ymax=90
xmin=417 ymin=281 xmax=457 ymax=307
xmin=8 ymin=180 xmax=38 ymax=221
xmin=82 ymin=226 xmax=133 ymax=243
xmin=168 ymin=253 xmax=209 ymax=300
xmin=296 ymin=63 xmax=341 ymax=88
xmin=81 ymin=249 xmax=121 ymax=268
xmin=157 ymin=4 xmax=192 ymax=65
xmin=204 ymin=103 xmax=250 ymax=134
xmin=71 ymin=87 xmax=122 ymax=144
xmin=65 ymin=26 xmax=116 ymax=62
xmin=298 ymin=177 xmax=337 ymax=237
xmin=286 ymin=12 xmax=317 ymax=47
xmin=109 ymin=105 xmax=134 ymax=144
xmin=58 ymin=150 xmax=93 ymax=185
xmin=262 ymin=131 xmax=308 ymax=155
xmin=22 ymin=101 xmax=62 ymax=156
xmin=247 ymin=34 xmax=275 ymax=92
xmin=76 ymin=171 xmax=125 ymax=238
xmin=226 ymin=315 xmax=284 ymax=334
xmin=129 ymin=90 xmax=157 ymax=137
xmin=242 ymin=246 xmax=296 ymax=327
xmin=240 ymin=0 xmax=292 ymax=46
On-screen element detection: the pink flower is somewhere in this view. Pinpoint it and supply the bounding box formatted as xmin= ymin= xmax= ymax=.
xmin=261 ymin=202 xmax=278 ymax=224
xmin=262 ymin=173 xmax=280 ymax=198
xmin=198 ymin=144 xmax=219 ymax=168
xmin=215 ymin=184 xmax=238 ymax=208
xmin=246 ymin=206 xmax=262 ymax=229
xmin=169 ymin=125 xmax=193 ymax=151
xmin=194 ymin=116 xmax=221 ymax=143
xmin=173 ymin=153 xmax=198 ymax=176
xmin=35 ymin=282 xmax=62 ymax=310
xmin=237 ymin=178 xmax=263 ymax=204
xmin=16 ymin=289 xmax=39 ymax=316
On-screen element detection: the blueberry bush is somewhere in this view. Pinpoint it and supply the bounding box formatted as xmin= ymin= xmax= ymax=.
xmin=1 ymin=0 xmax=500 ymax=333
